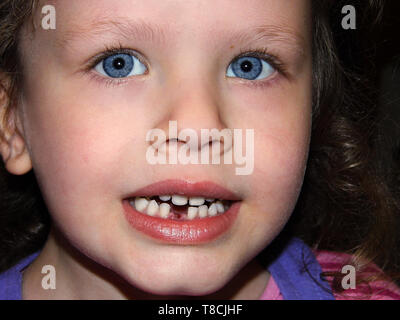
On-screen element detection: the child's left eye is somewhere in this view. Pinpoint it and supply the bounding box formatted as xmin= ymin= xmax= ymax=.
xmin=226 ymin=56 xmax=275 ymax=80
xmin=94 ymin=53 xmax=147 ymax=78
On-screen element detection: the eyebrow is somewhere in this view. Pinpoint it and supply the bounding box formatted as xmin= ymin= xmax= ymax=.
xmin=222 ymin=24 xmax=306 ymax=56
xmin=57 ymin=17 xmax=306 ymax=56
xmin=57 ymin=18 xmax=172 ymax=48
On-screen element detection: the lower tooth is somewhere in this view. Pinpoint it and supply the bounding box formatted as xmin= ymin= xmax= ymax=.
xmin=159 ymin=203 xmax=170 ymax=218
xmin=208 ymin=203 xmax=217 ymax=216
xmin=216 ymin=201 xmax=225 ymax=213
xmin=131 ymin=197 xmax=230 ymax=219
xmin=134 ymin=198 xmax=149 ymax=213
xmin=187 ymin=207 xmax=198 ymax=220
xmin=147 ymin=200 xmax=159 ymax=216
xmin=198 ymin=205 xmax=208 ymax=218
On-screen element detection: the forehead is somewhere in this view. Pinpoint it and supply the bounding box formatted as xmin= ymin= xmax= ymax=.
xmin=32 ymin=0 xmax=310 ymax=48
xmin=38 ymin=0 xmax=310 ymax=22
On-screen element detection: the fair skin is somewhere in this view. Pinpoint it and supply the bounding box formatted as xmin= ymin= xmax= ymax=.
xmin=0 ymin=0 xmax=311 ymax=299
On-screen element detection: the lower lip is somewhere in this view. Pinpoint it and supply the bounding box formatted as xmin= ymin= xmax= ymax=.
xmin=122 ymin=200 xmax=241 ymax=244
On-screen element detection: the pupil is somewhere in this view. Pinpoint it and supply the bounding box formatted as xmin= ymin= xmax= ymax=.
xmin=241 ymin=60 xmax=253 ymax=72
xmin=113 ymin=58 xmax=125 ymax=70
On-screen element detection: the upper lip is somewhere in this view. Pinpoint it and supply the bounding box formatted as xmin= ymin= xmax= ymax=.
xmin=123 ymin=179 xmax=242 ymax=201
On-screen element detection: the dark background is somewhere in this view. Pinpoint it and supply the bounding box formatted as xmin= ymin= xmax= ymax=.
xmin=376 ymin=1 xmax=400 ymax=171
xmin=331 ymin=0 xmax=400 ymax=175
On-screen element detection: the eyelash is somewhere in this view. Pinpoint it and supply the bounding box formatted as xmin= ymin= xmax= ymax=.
xmin=84 ymin=44 xmax=287 ymax=87
xmin=84 ymin=45 xmax=147 ymax=87
xmin=234 ymin=47 xmax=287 ymax=76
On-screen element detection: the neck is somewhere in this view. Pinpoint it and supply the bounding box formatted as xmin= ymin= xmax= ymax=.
xmin=22 ymin=226 xmax=270 ymax=300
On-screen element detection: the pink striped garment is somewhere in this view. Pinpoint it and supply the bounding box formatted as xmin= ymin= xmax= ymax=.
xmin=260 ymin=250 xmax=400 ymax=300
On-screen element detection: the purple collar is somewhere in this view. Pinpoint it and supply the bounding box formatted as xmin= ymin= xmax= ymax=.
xmin=0 ymin=251 xmax=40 ymax=300
xmin=266 ymin=237 xmax=334 ymax=300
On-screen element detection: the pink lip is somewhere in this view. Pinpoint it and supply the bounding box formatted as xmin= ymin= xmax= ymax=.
xmin=122 ymin=179 xmax=242 ymax=200
xmin=122 ymin=179 xmax=242 ymax=244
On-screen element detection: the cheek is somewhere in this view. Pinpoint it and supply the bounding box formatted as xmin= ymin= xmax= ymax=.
xmin=20 ymin=66 xmax=142 ymax=195
xmin=25 ymin=104 xmax=109 ymax=188
xmin=253 ymin=126 xmax=310 ymax=207
xmin=19 ymin=83 xmax=141 ymax=232
xmin=229 ymin=80 xmax=312 ymax=233
xmin=256 ymin=105 xmax=310 ymax=195
xmin=19 ymin=90 xmax=146 ymax=260
xmin=231 ymin=81 xmax=311 ymax=193
xmin=261 ymin=119 xmax=310 ymax=209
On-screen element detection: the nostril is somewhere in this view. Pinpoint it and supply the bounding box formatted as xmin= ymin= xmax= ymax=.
xmin=167 ymin=138 xmax=179 ymax=144
xmin=163 ymin=138 xmax=188 ymax=153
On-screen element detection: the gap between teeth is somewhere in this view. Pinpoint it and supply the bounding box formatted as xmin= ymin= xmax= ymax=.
xmin=130 ymin=195 xmax=229 ymax=220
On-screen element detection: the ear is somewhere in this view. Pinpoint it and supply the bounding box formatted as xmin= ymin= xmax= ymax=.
xmin=0 ymin=76 xmax=32 ymax=175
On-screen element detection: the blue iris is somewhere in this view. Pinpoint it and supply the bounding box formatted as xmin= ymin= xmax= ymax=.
xmin=231 ymin=57 xmax=262 ymax=80
xmin=227 ymin=56 xmax=275 ymax=81
xmin=102 ymin=53 xmax=134 ymax=78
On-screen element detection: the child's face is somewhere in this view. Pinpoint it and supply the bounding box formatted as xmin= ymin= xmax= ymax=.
xmin=16 ymin=0 xmax=311 ymax=296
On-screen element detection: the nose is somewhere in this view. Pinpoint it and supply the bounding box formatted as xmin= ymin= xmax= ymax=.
xmin=149 ymin=72 xmax=232 ymax=158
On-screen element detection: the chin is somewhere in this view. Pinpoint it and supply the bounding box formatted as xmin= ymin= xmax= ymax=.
xmin=119 ymin=260 xmax=233 ymax=298
xmin=137 ymin=278 xmax=227 ymax=298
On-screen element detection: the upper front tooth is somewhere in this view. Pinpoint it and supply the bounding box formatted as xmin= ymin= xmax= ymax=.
xmin=134 ymin=197 xmax=149 ymax=213
xmin=189 ymin=197 xmax=205 ymax=206
xmin=205 ymin=198 xmax=215 ymax=202
xmin=147 ymin=200 xmax=159 ymax=216
xmin=159 ymin=195 xmax=171 ymax=201
xmin=171 ymin=195 xmax=188 ymax=206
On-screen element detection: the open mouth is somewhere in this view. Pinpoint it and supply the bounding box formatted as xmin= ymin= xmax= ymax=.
xmin=122 ymin=179 xmax=242 ymax=243
xmin=129 ymin=195 xmax=234 ymax=221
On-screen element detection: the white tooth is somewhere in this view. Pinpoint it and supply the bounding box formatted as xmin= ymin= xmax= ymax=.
xmin=205 ymin=198 xmax=215 ymax=202
xmin=198 ymin=205 xmax=208 ymax=218
xmin=187 ymin=207 xmax=198 ymax=220
xmin=208 ymin=203 xmax=217 ymax=216
xmin=216 ymin=201 xmax=225 ymax=213
xmin=189 ymin=197 xmax=205 ymax=206
xmin=159 ymin=195 xmax=171 ymax=201
xmin=171 ymin=195 xmax=188 ymax=206
xmin=159 ymin=203 xmax=170 ymax=219
xmin=146 ymin=200 xmax=159 ymax=216
xmin=134 ymin=197 xmax=149 ymax=213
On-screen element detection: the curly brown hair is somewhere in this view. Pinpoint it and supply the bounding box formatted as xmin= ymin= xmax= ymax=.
xmin=0 ymin=0 xmax=399 ymax=294
xmin=294 ymin=0 xmax=400 ymax=289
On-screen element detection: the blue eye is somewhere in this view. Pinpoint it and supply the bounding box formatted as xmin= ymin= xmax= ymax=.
xmin=95 ymin=53 xmax=147 ymax=78
xmin=226 ymin=56 xmax=275 ymax=80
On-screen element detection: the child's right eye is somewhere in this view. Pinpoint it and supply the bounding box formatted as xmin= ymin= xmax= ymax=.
xmin=94 ymin=53 xmax=148 ymax=78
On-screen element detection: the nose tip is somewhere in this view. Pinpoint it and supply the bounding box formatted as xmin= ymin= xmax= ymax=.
xmin=171 ymin=94 xmax=224 ymax=133
xmin=147 ymin=120 xmax=233 ymax=158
